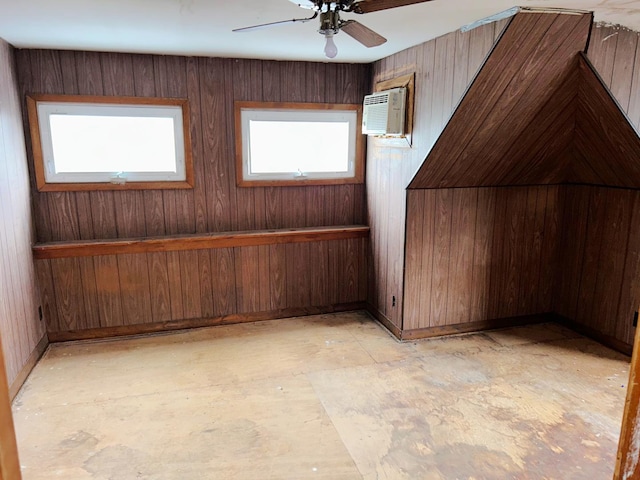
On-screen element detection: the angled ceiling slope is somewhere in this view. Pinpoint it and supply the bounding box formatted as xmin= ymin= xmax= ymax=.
xmin=409 ymin=10 xmax=640 ymax=190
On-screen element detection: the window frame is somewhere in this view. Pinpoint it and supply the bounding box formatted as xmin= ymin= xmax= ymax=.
xmin=26 ymin=94 xmax=194 ymax=192
xmin=234 ymin=101 xmax=364 ymax=187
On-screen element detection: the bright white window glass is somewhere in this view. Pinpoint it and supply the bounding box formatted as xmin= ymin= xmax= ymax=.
xmin=37 ymin=102 xmax=186 ymax=183
xmin=240 ymin=108 xmax=357 ymax=181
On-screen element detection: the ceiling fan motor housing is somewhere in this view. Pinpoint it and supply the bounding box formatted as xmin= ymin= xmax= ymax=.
xmin=319 ymin=10 xmax=340 ymax=35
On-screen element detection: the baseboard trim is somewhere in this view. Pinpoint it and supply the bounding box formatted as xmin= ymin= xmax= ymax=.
xmin=400 ymin=313 xmax=553 ymax=341
xmin=553 ymin=314 xmax=633 ymax=356
xmin=9 ymin=333 xmax=49 ymax=400
xmin=48 ymin=302 xmax=367 ymax=342
xmin=365 ymin=304 xmax=402 ymax=339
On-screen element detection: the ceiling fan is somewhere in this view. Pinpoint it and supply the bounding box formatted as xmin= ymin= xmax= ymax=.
xmin=233 ymin=0 xmax=434 ymax=59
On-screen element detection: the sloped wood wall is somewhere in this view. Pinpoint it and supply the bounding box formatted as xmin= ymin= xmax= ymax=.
xmin=555 ymin=25 xmax=640 ymax=349
xmin=372 ymin=16 xmax=640 ymax=351
xmin=0 ymin=40 xmax=47 ymax=389
xmin=366 ymin=19 xmax=509 ymax=331
xmin=408 ymin=12 xmax=592 ymax=189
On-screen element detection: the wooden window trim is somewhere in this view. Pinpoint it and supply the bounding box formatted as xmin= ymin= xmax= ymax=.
xmin=26 ymin=94 xmax=194 ymax=192
xmin=234 ymin=101 xmax=365 ymax=187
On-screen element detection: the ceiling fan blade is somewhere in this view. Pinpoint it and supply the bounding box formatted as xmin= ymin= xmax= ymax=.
xmin=351 ymin=0 xmax=434 ymax=14
xmin=340 ymin=20 xmax=387 ymax=47
xmin=233 ymin=12 xmax=318 ymax=32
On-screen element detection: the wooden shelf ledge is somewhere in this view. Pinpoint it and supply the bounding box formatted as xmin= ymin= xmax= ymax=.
xmin=33 ymin=225 xmax=369 ymax=260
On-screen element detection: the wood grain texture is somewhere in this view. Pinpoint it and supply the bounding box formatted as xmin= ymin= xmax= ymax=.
xmin=403 ymin=187 xmax=559 ymax=331
xmin=16 ymin=51 xmax=370 ymax=242
xmin=409 ymin=12 xmax=592 ymax=188
xmin=366 ymin=22 xmax=499 ymax=329
xmin=572 ymin=54 xmax=640 ymax=187
xmin=615 ymin=319 xmax=640 ymax=479
xmin=0 ymin=331 xmax=21 ymax=480
xmin=37 ymin=237 xmax=367 ymax=335
xmin=554 ymin=186 xmax=640 ymax=348
xmin=550 ymin=26 xmax=640 ymax=351
xmin=0 ymin=40 xmax=47 ymax=392
xmin=33 ymin=226 xmax=369 ymax=259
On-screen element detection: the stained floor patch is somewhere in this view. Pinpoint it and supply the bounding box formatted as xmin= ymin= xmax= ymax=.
xmin=13 ymin=313 xmax=630 ymax=479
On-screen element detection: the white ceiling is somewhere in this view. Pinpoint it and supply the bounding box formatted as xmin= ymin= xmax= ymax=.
xmin=0 ymin=0 xmax=639 ymax=64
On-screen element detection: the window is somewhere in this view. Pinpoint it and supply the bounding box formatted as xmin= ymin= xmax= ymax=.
xmin=27 ymin=94 xmax=193 ymax=191
xmin=235 ymin=101 xmax=363 ymax=186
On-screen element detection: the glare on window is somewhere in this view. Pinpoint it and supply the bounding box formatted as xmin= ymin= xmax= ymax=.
xmin=49 ymin=115 xmax=177 ymax=173
xmin=248 ymin=120 xmax=350 ymax=174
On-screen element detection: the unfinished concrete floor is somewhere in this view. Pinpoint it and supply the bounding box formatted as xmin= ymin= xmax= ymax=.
xmin=12 ymin=311 xmax=630 ymax=479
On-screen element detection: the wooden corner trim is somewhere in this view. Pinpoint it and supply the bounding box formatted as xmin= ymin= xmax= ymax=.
xmin=33 ymin=225 xmax=370 ymax=259
xmin=9 ymin=333 xmax=48 ymax=400
xmin=615 ymin=320 xmax=640 ymax=479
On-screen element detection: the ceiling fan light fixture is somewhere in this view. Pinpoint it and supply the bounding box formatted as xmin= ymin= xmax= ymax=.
xmin=324 ymin=33 xmax=338 ymax=58
xmin=319 ymin=10 xmax=340 ymax=58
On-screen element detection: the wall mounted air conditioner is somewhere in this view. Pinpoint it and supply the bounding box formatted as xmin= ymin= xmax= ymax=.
xmin=362 ymin=87 xmax=406 ymax=136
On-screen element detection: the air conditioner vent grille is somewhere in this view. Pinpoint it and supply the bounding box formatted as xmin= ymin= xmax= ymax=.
xmin=364 ymin=93 xmax=389 ymax=106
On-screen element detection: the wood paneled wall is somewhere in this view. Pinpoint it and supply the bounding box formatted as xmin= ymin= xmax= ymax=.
xmin=409 ymin=12 xmax=591 ymax=189
xmin=404 ymin=186 xmax=560 ymax=331
xmin=15 ymin=51 xmax=371 ymax=242
xmin=553 ymin=25 xmax=640 ymax=350
xmin=15 ymin=50 xmax=371 ymax=337
xmin=366 ymin=20 xmax=508 ymax=328
xmin=0 ymin=40 xmax=47 ymax=387
xmin=37 ymin=237 xmax=367 ymax=340
xmin=555 ymin=185 xmax=639 ymax=348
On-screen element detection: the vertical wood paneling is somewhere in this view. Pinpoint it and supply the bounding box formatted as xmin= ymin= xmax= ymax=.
xmin=0 ymin=40 xmax=47 ymax=386
xmin=445 ymin=188 xmax=476 ymax=325
xmin=538 ymin=186 xmax=560 ymax=311
xmin=235 ymin=246 xmax=261 ymax=313
xmin=93 ymin=255 xmax=124 ymax=327
xmin=147 ymin=252 xmax=172 ymax=323
xmin=469 ymin=187 xmax=496 ymax=323
xmin=404 ymin=186 xmax=560 ymax=332
xmin=554 ymin=186 xmax=589 ymax=319
xmin=556 ymin=185 xmax=640 ymax=348
xmin=78 ymin=257 xmax=100 ymax=329
xmin=36 ymin=236 xmax=365 ymax=334
xmin=430 ymin=189 xmax=452 ymax=326
xmin=50 ymin=258 xmax=86 ymax=331
xmin=166 ymin=252 xmax=184 ymax=320
xmin=575 ymin=187 xmax=607 ymax=329
xmin=368 ymin=23 xmax=499 ymax=329
xmin=617 ymin=192 xmax=640 ymax=344
xmin=18 ymin=52 xmax=368 ymax=244
xmin=35 ymin=260 xmax=59 ymax=332
xmin=592 ymin=190 xmax=633 ymax=337
xmin=198 ymin=250 xmax=214 ymax=318
xmin=403 ymin=191 xmax=425 ymax=330
xmin=117 ymin=254 xmax=153 ymax=325
xmin=19 ymin=49 xmax=370 ymax=340
xmin=211 ymin=248 xmax=236 ymax=317
xmin=268 ymin=244 xmax=287 ymax=311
